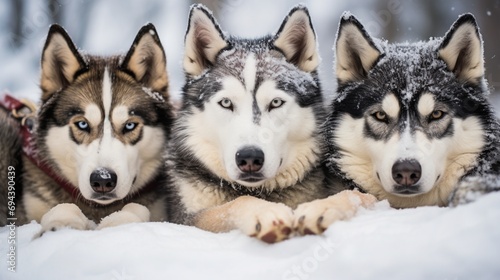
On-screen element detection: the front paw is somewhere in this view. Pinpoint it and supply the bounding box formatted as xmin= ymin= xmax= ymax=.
xmin=97 ymin=203 xmax=150 ymax=230
xmin=294 ymin=190 xmax=377 ymax=235
xmin=34 ymin=203 xmax=96 ymax=238
xmin=233 ymin=197 xmax=294 ymax=243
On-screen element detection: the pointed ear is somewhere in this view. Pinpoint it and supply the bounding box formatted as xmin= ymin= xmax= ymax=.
xmin=438 ymin=14 xmax=484 ymax=84
xmin=334 ymin=13 xmax=381 ymax=85
xmin=40 ymin=24 xmax=87 ymax=102
xmin=121 ymin=23 xmax=169 ymax=96
xmin=273 ymin=5 xmax=319 ymax=72
xmin=183 ymin=4 xmax=228 ymax=76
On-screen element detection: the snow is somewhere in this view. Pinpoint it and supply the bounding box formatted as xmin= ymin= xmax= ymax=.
xmin=142 ymin=87 xmax=164 ymax=102
xmin=1 ymin=1 xmax=500 ymax=279
xmin=1 ymin=193 xmax=500 ymax=279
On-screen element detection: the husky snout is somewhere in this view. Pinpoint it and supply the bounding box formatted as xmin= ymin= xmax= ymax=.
xmin=392 ymin=160 xmax=421 ymax=186
xmin=236 ymin=146 xmax=264 ymax=173
xmin=391 ymin=160 xmax=422 ymax=195
xmin=89 ymin=167 xmax=117 ymax=194
xmin=235 ymin=146 xmax=266 ymax=182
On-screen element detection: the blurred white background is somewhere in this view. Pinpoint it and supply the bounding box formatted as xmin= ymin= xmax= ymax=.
xmin=1 ymin=0 xmax=499 ymax=103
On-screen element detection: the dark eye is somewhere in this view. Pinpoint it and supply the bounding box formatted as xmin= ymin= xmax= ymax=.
xmin=373 ymin=111 xmax=387 ymax=122
xmin=429 ymin=110 xmax=445 ymax=121
xmin=123 ymin=122 xmax=137 ymax=133
xmin=218 ymin=98 xmax=233 ymax=111
xmin=269 ymin=98 xmax=285 ymax=111
xmin=75 ymin=121 xmax=90 ymax=132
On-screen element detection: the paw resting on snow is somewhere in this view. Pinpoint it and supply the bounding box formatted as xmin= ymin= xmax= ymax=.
xmin=34 ymin=203 xmax=151 ymax=238
xmin=448 ymin=175 xmax=500 ymax=207
xmin=232 ymin=196 xmax=294 ymax=243
xmin=97 ymin=203 xmax=150 ymax=229
xmin=34 ymin=203 xmax=96 ymax=239
xmin=294 ymin=190 xmax=377 ymax=235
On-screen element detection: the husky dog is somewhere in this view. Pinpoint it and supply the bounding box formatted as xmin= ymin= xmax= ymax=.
xmin=167 ymin=4 xmax=375 ymax=243
xmin=326 ymin=13 xmax=500 ymax=208
xmin=0 ymin=23 xmax=173 ymax=234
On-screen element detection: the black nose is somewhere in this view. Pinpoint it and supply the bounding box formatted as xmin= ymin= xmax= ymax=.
xmin=392 ymin=160 xmax=421 ymax=186
xmin=236 ymin=147 xmax=265 ymax=173
xmin=90 ymin=168 xmax=117 ymax=193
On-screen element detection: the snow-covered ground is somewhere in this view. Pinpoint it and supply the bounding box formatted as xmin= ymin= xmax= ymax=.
xmin=1 ymin=193 xmax=500 ymax=280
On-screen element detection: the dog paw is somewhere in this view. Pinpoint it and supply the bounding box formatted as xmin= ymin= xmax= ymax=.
xmin=97 ymin=203 xmax=150 ymax=230
xmin=294 ymin=190 xmax=377 ymax=235
xmin=34 ymin=203 xmax=96 ymax=239
xmin=233 ymin=197 xmax=294 ymax=243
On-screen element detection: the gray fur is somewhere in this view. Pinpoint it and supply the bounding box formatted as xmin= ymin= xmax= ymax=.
xmin=166 ymin=5 xmax=345 ymax=227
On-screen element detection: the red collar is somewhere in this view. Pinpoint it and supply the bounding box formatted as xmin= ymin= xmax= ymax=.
xmin=1 ymin=93 xmax=161 ymax=205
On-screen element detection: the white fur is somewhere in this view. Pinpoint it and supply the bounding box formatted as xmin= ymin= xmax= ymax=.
xmin=382 ymin=93 xmax=400 ymax=118
xmin=76 ymin=126 xmax=164 ymax=203
xmin=417 ymin=93 xmax=435 ymax=116
xmin=184 ymin=72 xmax=318 ymax=190
xmin=243 ymin=53 xmax=256 ymax=92
xmin=230 ymin=196 xmax=293 ymax=240
xmin=178 ymin=177 xmax=228 ymax=214
xmin=97 ymin=203 xmax=150 ymax=229
xmin=36 ymin=203 xmax=96 ymax=238
xmin=46 ymin=71 xmax=166 ymax=204
xmin=112 ymin=105 xmax=129 ymax=125
xmin=102 ymin=68 xmax=112 ymax=118
xmin=294 ymin=190 xmax=377 ymax=234
xmin=334 ymin=113 xmax=485 ymax=207
xmin=85 ymin=104 xmax=102 ymax=127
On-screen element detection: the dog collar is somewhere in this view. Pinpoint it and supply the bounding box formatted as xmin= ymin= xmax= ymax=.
xmin=1 ymin=93 xmax=162 ymax=206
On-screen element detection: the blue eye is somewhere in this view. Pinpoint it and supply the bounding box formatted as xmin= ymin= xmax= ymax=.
xmin=76 ymin=121 xmax=89 ymax=131
xmin=218 ymin=98 xmax=233 ymax=111
xmin=124 ymin=122 xmax=137 ymax=132
xmin=269 ymin=98 xmax=285 ymax=111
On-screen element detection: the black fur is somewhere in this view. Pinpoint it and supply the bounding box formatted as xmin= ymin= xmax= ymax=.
xmin=166 ymin=4 xmax=341 ymax=225
xmin=325 ymin=13 xmax=500 ymax=206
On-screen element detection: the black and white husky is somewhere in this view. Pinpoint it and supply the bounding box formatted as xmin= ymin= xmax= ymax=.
xmin=326 ymin=13 xmax=500 ymax=208
xmin=0 ymin=23 xmax=174 ymax=235
xmin=166 ymin=5 xmax=375 ymax=243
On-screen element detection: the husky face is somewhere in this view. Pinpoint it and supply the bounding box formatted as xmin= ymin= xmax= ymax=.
xmin=37 ymin=24 xmax=172 ymax=204
xmin=329 ymin=14 xmax=490 ymax=206
xmin=176 ymin=5 xmax=323 ymax=189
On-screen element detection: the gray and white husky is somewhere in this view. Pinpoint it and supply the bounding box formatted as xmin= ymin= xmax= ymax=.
xmin=0 ymin=23 xmax=173 ymax=235
xmin=166 ymin=4 xmax=375 ymax=243
xmin=326 ymin=13 xmax=500 ymax=208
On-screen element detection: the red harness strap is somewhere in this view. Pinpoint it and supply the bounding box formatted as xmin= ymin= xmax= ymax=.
xmin=1 ymin=93 xmax=161 ymax=205
xmin=1 ymin=93 xmax=81 ymax=200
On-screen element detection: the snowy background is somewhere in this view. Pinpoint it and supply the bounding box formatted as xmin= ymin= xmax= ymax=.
xmin=1 ymin=0 xmax=500 ymax=279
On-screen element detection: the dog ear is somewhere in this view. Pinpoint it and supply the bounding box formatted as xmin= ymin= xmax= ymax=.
xmin=40 ymin=24 xmax=87 ymax=102
xmin=334 ymin=13 xmax=381 ymax=85
xmin=439 ymin=14 xmax=484 ymax=84
xmin=121 ymin=23 xmax=169 ymax=96
xmin=183 ymin=4 xmax=228 ymax=76
xmin=273 ymin=5 xmax=319 ymax=72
